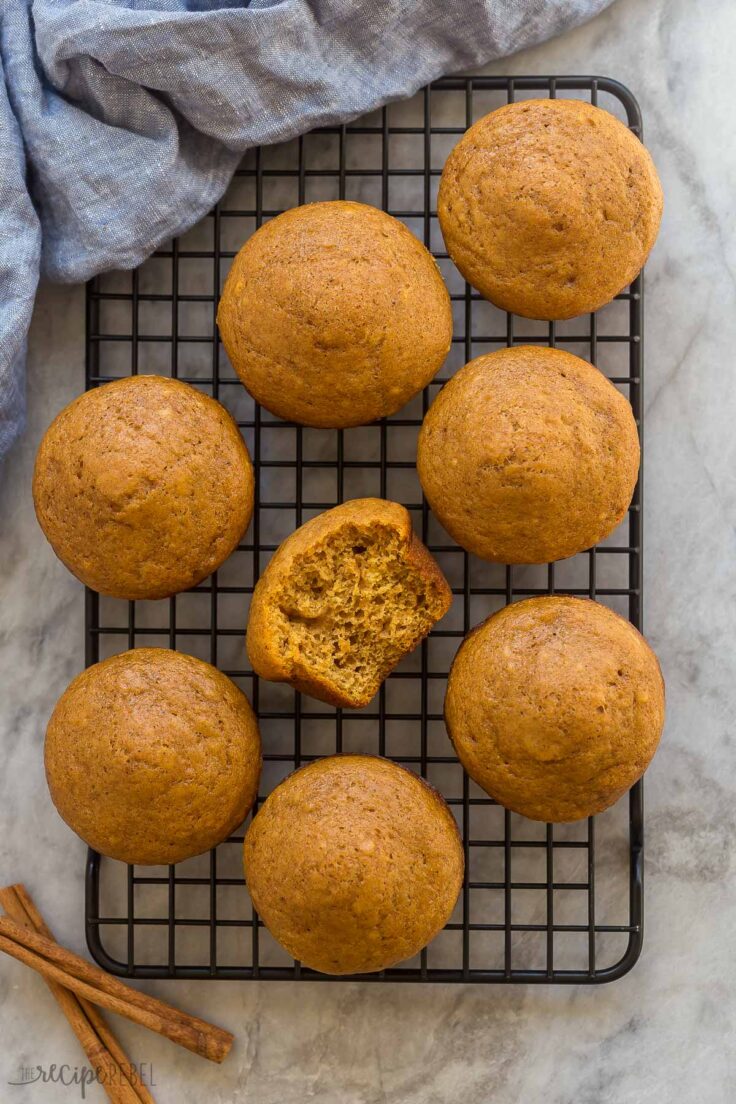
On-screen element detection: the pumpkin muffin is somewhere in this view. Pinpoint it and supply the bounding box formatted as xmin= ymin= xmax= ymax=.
xmin=33 ymin=375 xmax=254 ymax=600
xmin=45 ymin=648 xmax=262 ymax=865
xmin=217 ymin=201 xmax=452 ymax=427
xmin=246 ymin=498 xmax=452 ymax=708
xmin=445 ymin=597 xmax=665 ymax=823
xmin=416 ymin=345 xmax=639 ymax=564
xmin=438 ymin=98 xmax=663 ymax=320
xmin=244 ymin=755 xmax=464 ymax=974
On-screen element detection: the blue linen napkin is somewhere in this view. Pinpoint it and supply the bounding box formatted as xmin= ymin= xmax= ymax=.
xmin=0 ymin=0 xmax=614 ymax=462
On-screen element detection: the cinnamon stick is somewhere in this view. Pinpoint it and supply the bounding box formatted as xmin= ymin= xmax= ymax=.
xmin=0 ymin=886 xmax=151 ymax=1104
xmin=0 ymin=915 xmax=233 ymax=1064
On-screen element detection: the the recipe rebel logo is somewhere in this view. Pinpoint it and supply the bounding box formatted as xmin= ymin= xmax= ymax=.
xmin=7 ymin=1062 xmax=156 ymax=1099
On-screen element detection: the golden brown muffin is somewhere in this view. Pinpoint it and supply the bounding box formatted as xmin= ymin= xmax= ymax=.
xmin=33 ymin=375 xmax=254 ymax=600
xmin=45 ymin=648 xmax=262 ymax=865
xmin=247 ymin=498 xmax=452 ymax=708
xmin=244 ymin=755 xmax=464 ymax=974
xmin=438 ymin=98 xmax=663 ymax=320
xmin=216 ymin=201 xmax=452 ymax=427
xmin=417 ymin=345 xmax=639 ymax=564
xmin=445 ymin=597 xmax=665 ymax=822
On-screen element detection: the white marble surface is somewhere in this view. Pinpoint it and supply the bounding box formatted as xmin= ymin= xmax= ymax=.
xmin=2 ymin=0 xmax=736 ymax=1100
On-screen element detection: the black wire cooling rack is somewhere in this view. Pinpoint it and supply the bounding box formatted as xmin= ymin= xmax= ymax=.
xmin=85 ymin=75 xmax=646 ymax=984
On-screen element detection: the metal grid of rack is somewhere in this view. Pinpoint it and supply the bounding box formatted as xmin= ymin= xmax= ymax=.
xmin=85 ymin=75 xmax=645 ymax=983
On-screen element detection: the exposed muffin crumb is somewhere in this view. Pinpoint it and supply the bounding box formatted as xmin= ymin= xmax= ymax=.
xmin=246 ymin=498 xmax=452 ymax=708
